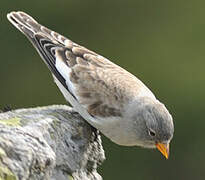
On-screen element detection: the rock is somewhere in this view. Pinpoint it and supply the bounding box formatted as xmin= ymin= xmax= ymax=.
xmin=0 ymin=105 xmax=105 ymax=180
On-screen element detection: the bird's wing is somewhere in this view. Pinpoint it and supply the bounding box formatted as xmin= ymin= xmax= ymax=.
xmin=7 ymin=11 xmax=155 ymax=118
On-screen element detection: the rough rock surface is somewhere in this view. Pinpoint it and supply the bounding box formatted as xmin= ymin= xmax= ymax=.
xmin=0 ymin=105 xmax=105 ymax=180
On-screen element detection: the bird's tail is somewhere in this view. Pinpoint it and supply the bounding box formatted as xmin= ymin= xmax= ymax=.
xmin=7 ymin=11 xmax=71 ymax=92
xmin=7 ymin=11 xmax=69 ymax=47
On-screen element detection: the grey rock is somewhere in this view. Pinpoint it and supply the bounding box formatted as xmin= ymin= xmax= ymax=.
xmin=0 ymin=105 xmax=105 ymax=180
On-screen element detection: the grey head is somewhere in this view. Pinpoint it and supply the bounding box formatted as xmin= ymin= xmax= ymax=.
xmin=127 ymin=97 xmax=174 ymax=158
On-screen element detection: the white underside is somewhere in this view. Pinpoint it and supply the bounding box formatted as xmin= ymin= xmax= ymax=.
xmin=53 ymin=76 xmax=139 ymax=146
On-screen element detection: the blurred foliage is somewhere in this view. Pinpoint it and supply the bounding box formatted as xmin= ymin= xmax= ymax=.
xmin=1 ymin=0 xmax=205 ymax=179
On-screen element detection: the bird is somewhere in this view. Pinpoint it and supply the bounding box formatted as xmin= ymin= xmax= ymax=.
xmin=7 ymin=11 xmax=174 ymax=159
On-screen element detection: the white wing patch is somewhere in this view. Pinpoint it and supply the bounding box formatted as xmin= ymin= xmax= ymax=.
xmin=55 ymin=55 xmax=76 ymax=97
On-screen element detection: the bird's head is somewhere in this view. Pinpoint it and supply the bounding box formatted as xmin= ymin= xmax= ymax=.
xmin=127 ymin=97 xmax=174 ymax=159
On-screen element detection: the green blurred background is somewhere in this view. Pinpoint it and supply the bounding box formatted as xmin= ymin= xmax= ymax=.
xmin=1 ymin=0 xmax=205 ymax=179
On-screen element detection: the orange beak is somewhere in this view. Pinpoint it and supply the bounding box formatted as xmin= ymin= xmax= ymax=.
xmin=156 ymin=142 xmax=169 ymax=159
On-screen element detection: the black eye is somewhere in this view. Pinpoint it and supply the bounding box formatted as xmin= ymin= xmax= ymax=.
xmin=148 ymin=129 xmax=156 ymax=137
